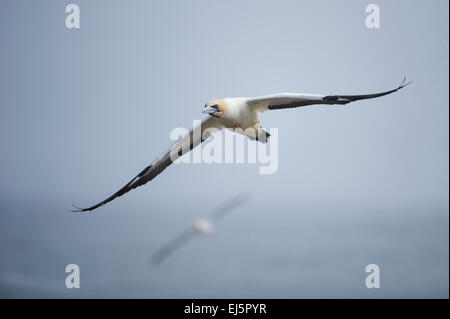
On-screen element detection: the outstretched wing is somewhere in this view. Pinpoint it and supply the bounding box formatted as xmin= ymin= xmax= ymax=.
xmin=247 ymin=78 xmax=412 ymax=113
xmin=210 ymin=193 xmax=250 ymax=221
xmin=72 ymin=117 xmax=223 ymax=212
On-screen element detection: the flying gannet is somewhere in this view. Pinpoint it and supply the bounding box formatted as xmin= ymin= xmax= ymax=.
xmin=151 ymin=194 xmax=249 ymax=266
xmin=72 ymin=78 xmax=411 ymax=212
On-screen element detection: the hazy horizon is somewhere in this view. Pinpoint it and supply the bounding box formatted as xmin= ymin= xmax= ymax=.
xmin=0 ymin=0 xmax=448 ymax=298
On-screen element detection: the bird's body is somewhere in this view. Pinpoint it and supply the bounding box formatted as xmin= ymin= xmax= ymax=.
xmin=72 ymin=78 xmax=411 ymax=212
xmin=213 ymin=97 xmax=265 ymax=141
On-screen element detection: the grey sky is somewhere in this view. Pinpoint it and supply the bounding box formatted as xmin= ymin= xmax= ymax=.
xmin=0 ymin=0 xmax=448 ymax=298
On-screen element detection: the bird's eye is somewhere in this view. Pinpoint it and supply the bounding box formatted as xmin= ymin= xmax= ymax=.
xmin=213 ymin=104 xmax=219 ymax=110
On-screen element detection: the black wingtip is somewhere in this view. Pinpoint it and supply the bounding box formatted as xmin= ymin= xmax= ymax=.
xmin=69 ymin=204 xmax=89 ymax=213
xmin=399 ymin=76 xmax=413 ymax=89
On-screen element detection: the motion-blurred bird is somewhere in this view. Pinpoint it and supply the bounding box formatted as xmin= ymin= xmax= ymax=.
xmin=151 ymin=194 xmax=250 ymax=266
xmin=73 ymin=78 xmax=411 ymax=212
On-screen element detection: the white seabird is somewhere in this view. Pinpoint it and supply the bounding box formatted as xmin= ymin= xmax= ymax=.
xmin=151 ymin=194 xmax=249 ymax=266
xmin=72 ymin=78 xmax=411 ymax=212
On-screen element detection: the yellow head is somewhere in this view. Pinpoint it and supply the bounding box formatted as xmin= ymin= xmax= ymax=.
xmin=202 ymin=99 xmax=227 ymax=118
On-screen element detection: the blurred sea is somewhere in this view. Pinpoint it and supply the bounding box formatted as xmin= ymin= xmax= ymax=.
xmin=0 ymin=195 xmax=447 ymax=298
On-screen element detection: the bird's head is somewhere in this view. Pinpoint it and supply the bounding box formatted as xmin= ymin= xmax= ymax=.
xmin=202 ymin=99 xmax=226 ymax=118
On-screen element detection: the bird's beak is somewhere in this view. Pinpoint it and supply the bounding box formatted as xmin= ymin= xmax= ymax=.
xmin=202 ymin=106 xmax=218 ymax=115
